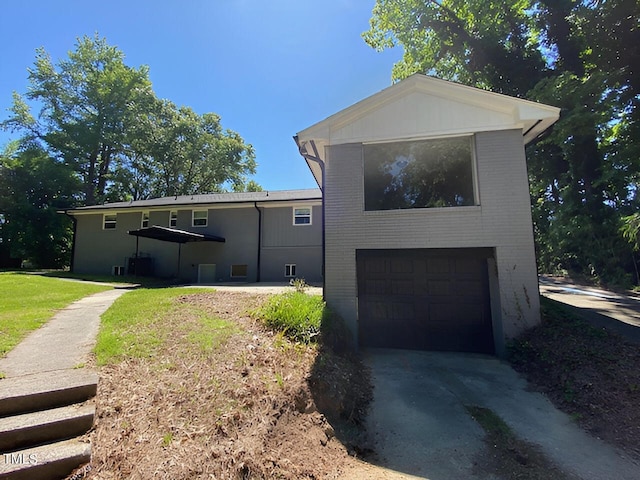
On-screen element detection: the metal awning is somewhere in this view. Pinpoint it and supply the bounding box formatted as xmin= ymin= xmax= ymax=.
xmin=128 ymin=226 xmax=225 ymax=244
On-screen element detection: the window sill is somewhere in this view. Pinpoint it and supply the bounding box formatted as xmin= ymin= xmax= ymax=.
xmin=363 ymin=205 xmax=481 ymax=216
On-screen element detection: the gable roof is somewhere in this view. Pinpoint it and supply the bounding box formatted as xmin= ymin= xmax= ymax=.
xmin=295 ymin=74 xmax=560 ymax=187
xmin=64 ymin=189 xmax=322 ymax=214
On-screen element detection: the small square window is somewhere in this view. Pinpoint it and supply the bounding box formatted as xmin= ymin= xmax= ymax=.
xmin=192 ymin=210 xmax=208 ymax=227
xmin=231 ymin=264 xmax=248 ymax=278
xmin=103 ymin=214 xmax=117 ymax=230
xmin=112 ymin=266 xmax=125 ymax=276
xmin=285 ymin=264 xmax=296 ymax=277
xmin=293 ymin=207 xmax=311 ymax=225
xmin=141 ymin=211 xmax=149 ymax=228
xmin=170 ymin=210 xmax=177 ymax=228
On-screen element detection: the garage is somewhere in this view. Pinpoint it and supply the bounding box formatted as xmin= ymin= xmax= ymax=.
xmin=357 ymin=248 xmax=495 ymax=353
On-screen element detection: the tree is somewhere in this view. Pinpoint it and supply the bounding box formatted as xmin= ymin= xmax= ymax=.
xmin=0 ymin=142 xmax=79 ymax=267
xmin=3 ymin=34 xmax=153 ymax=205
xmin=2 ymin=34 xmax=258 ymax=205
xmin=114 ymin=99 xmax=256 ymax=200
xmin=364 ymin=0 xmax=640 ymax=285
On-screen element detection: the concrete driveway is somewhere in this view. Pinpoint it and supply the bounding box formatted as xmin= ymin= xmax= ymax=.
xmin=359 ymin=349 xmax=639 ymax=480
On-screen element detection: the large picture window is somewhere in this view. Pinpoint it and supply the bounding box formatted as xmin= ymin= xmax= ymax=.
xmin=364 ymin=136 xmax=476 ymax=211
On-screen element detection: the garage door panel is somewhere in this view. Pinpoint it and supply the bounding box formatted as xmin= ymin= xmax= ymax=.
xmin=364 ymin=279 xmax=387 ymax=295
xmin=391 ymin=279 xmax=415 ymax=295
xmin=390 ymin=258 xmax=414 ymax=273
xmin=454 ymin=280 xmax=485 ymax=297
xmin=454 ymin=257 xmax=483 ymax=274
xmin=426 ymin=280 xmax=451 ymax=296
xmin=426 ymin=258 xmax=450 ymax=274
xmin=364 ymin=258 xmax=387 ymax=274
xmin=357 ymin=249 xmax=494 ymax=353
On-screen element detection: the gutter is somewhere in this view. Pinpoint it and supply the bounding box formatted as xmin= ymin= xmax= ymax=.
xmin=293 ymin=136 xmax=326 ymax=296
xmin=253 ymin=202 xmax=262 ymax=282
xmin=62 ymin=211 xmax=77 ymax=273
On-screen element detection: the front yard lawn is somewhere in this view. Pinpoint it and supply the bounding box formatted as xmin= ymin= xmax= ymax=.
xmin=0 ymin=272 xmax=112 ymax=356
xmin=95 ymin=287 xmax=223 ymax=365
xmin=88 ymin=290 xmax=370 ymax=479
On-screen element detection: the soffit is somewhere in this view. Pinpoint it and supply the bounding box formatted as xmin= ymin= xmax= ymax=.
xmin=296 ymin=74 xmax=560 ymax=186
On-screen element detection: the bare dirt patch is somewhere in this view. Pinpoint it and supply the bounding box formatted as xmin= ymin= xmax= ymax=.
xmin=83 ymin=291 xmax=371 ymax=479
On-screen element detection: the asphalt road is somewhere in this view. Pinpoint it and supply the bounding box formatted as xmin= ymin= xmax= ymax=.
xmin=539 ymin=276 xmax=640 ymax=342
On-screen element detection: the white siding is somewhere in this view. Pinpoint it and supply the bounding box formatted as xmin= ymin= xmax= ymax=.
xmin=330 ymin=91 xmax=515 ymax=145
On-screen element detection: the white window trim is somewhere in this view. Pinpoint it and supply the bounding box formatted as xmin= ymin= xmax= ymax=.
xmin=103 ymin=214 xmax=117 ymax=230
xmin=285 ymin=264 xmax=297 ymax=277
xmin=141 ymin=211 xmax=150 ymax=228
xmin=192 ymin=210 xmax=208 ymax=227
xmin=169 ymin=210 xmax=178 ymax=228
xmin=292 ymin=206 xmax=312 ymax=226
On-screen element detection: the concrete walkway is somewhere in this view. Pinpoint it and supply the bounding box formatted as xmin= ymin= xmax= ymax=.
xmin=0 ymin=289 xmax=127 ymax=378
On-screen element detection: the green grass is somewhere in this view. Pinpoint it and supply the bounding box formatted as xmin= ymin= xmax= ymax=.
xmin=252 ymin=291 xmax=324 ymax=343
xmin=187 ymin=315 xmax=238 ymax=354
xmin=41 ymin=270 xmax=177 ymax=288
xmin=95 ymin=288 xmax=234 ymax=365
xmin=0 ymin=272 xmax=112 ymax=356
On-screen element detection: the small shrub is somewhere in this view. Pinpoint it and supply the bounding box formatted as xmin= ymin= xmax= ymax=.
xmin=289 ymin=277 xmax=308 ymax=293
xmin=252 ymin=292 xmax=323 ymax=343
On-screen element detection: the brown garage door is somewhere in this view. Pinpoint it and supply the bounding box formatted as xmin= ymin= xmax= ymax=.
xmin=357 ymin=248 xmax=494 ymax=353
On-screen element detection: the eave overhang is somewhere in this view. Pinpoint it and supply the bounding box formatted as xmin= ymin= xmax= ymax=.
xmin=295 ymin=74 xmax=561 ymax=188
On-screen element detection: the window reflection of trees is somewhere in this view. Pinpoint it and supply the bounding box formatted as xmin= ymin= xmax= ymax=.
xmin=364 ymin=137 xmax=474 ymax=211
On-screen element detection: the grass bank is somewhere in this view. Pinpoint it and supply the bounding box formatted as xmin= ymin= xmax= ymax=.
xmin=0 ymin=272 xmax=112 ymax=356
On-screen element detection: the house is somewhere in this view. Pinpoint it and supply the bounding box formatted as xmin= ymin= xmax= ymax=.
xmin=63 ymin=189 xmax=322 ymax=284
xmin=295 ymin=74 xmax=560 ymax=355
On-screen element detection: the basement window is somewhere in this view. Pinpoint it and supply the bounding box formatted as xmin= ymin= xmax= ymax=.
xmin=230 ymin=264 xmax=248 ymax=278
xmin=364 ymin=136 xmax=477 ymax=211
xmin=285 ymin=264 xmax=296 ymax=277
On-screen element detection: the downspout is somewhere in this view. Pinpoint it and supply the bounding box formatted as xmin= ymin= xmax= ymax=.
xmin=293 ymin=136 xmax=326 ymax=296
xmin=253 ymin=201 xmax=262 ymax=282
xmin=63 ymin=212 xmax=78 ymax=273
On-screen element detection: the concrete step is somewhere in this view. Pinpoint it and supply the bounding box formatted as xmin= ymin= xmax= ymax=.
xmin=0 ymin=370 xmax=97 ymax=417
xmin=0 ymin=438 xmax=91 ymax=480
xmin=0 ymin=404 xmax=95 ymax=452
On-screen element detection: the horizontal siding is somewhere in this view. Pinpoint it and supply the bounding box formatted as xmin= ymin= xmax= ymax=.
xmin=261 ymin=206 xmax=322 ymax=248
xmin=260 ymin=246 xmax=322 ymax=283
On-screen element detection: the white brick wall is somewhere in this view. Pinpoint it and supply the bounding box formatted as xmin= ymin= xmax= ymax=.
xmin=324 ymin=129 xmax=540 ymax=351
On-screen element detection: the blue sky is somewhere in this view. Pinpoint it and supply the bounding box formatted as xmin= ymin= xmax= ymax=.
xmin=0 ymin=1 xmax=401 ymax=191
